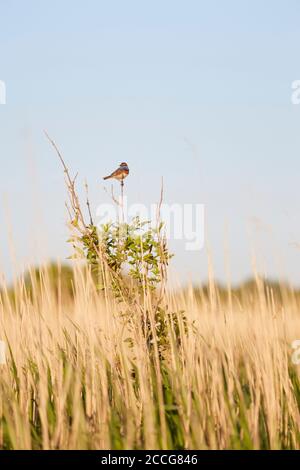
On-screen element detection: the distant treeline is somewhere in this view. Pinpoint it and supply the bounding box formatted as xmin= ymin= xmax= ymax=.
xmin=2 ymin=263 xmax=300 ymax=307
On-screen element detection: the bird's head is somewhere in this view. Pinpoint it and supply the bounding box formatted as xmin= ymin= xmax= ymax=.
xmin=120 ymin=162 xmax=128 ymax=167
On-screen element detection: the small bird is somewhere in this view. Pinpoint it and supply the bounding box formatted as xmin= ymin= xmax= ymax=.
xmin=103 ymin=162 xmax=129 ymax=181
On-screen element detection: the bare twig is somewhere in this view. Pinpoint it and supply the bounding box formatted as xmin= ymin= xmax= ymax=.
xmin=44 ymin=130 xmax=85 ymax=228
xmin=84 ymin=180 xmax=94 ymax=225
xmin=103 ymin=176 xmax=126 ymax=224
xmin=154 ymin=177 xmax=168 ymax=308
xmin=103 ymin=184 xmax=120 ymax=207
xmin=65 ymin=202 xmax=72 ymax=221
xmin=120 ymin=179 xmax=125 ymax=223
xmin=156 ymin=176 xmax=164 ymax=227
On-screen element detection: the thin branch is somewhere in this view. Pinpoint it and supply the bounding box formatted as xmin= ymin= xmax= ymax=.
xmin=103 ymin=184 xmax=121 ymax=207
xmin=65 ymin=202 xmax=72 ymax=220
xmin=156 ymin=176 xmax=164 ymax=227
xmin=84 ymin=180 xmax=94 ymax=225
xmin=120 ymin=179 xmax=125 ymax=223
xmin=154 ymin=176 xmax=168 ymax=306
xmin=44 ymin=130 xmax=85 ymax=227
xmin=44 ymin=130 xmax=72 ymax=186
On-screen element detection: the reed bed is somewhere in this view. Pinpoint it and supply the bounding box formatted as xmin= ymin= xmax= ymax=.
xmin=1 ymin=264 xmax=300 ymax=450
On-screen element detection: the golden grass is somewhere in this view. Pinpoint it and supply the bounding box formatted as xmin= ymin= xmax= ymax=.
xmin=1 ymin=264 xmax=300 ymax=450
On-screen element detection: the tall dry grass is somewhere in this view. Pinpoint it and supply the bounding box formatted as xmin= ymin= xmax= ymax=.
xmin=1 ymin=263 xmax=300 ymax=450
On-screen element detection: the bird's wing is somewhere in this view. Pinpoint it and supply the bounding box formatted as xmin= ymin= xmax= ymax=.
xmin=110 ymin=167 xmax=123 ymax=177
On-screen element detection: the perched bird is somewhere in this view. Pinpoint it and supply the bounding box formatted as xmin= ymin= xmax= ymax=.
xmin=103 ymin=162 xmax=129 ymax=181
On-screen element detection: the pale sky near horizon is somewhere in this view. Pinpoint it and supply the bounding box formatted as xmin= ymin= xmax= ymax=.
xmin=1 ymin=0 xmax=300 ymax=286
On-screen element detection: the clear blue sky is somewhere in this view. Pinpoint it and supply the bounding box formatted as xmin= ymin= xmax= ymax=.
xmin=1 ymin=0 xmax=300 ymax=285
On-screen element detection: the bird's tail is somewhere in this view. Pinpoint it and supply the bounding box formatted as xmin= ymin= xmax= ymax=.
xmin=103 ymin=175 xmax=112 ymax=180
